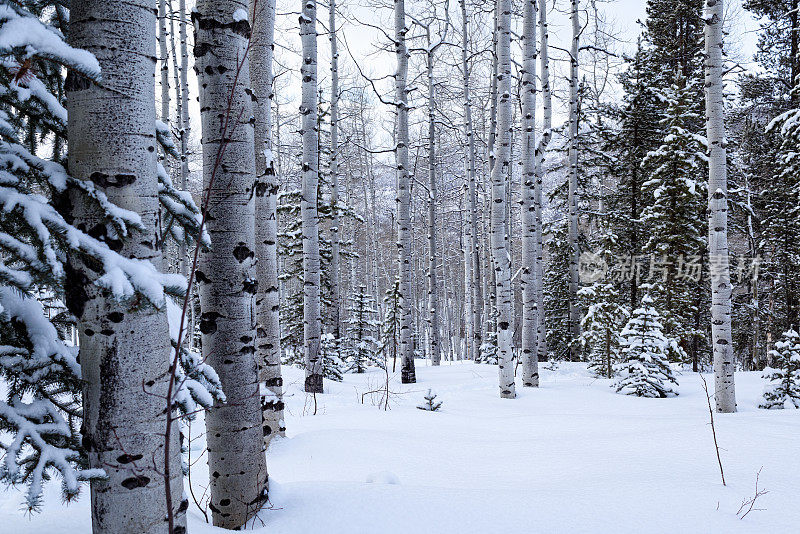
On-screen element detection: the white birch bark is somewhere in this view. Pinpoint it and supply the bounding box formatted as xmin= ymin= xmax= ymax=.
xmin=704 ymin=0 xmax=736 ymax=413
xmin=425 ymin=27 xmax=442 ymax=366
xmin=492 ymin=0 xmax=516 ymax=399
xmin=395 ymin=0 xmax=416 ymax=383
xmin=251 ymin=0 xmax=286 ymax=442
xmin=458 ymin=0 xmax=482 ymax=362
xmin=535 ymin=0 xmax=553 ymax=363
xmin=567 ymin=0 xmax=582 ymax=360
xmin=329 ymin=0 xmax=342 ymax=347
xmin=158 ymin=0 xmax=171 ymax=178
xmin=194 ymin=2 xmax=269 ymax=526
xmin=300 ymin=0 xmax=324 ymax=393
xmin=521 ymin=0 xmax=539 ymax=386
xmin=66 ymin=1 xmax=185 ymax=531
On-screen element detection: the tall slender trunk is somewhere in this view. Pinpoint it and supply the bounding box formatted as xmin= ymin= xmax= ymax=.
xmin=488 ymin=3 xmax=499 ymax=174
xmin=459 ymin=0 xmax=482 ymax=362
xmin=534 ymin=0 xmax=552 ymax=363
xmin=300 ymin=0 xmax=324 ymax=393
xmin=395 ymin=0 xmax=416 ymax=383
xmin=251 ymin=0 xmax=285 ymax=443
xmin=521 ymin=0 xmax=539 ymax=386
xmin=492 ymin=0 xmax=516 ymax=398
xmin=329 ymin=0 xmax=342 ymax=345
xmin=178 ymin=0 xmax=191 ymax=274
xmin=67 ymin=2 xmax=185 ymax=531
xmin=567 ymin=0 xmax=581 ymax=361
xmin=425 ymin=28 xmax=442 ymax=366
xmin=194 ymin=2 xmax=269 ymax=526
xmin=158 ymin=0 xmax=171 ymax=180
xmin=704 ymin=0 xmax=736 ymax=413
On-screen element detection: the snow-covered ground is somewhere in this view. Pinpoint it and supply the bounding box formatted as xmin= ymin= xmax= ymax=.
xmin=3 ymin=361 xmax=798 ymax=533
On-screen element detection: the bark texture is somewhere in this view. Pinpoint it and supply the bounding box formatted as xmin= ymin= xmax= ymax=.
xmin=158 ymin=0 xmax=171 ymax=178
xmin=251 ymin=0 xmax=286 ymax=442
xmin=535 ymin=0 xmax=553 ymax=363
xmin=704 ymin=0 xmax=736 ymax=413
xmin=329 ymin=0 xmax=342 ymax=348
xmin=460 ymin=0 xmax=481 ymax=362
xmin=521 ymin=0 xmax=539 ymax=387
xmin=492 ymin=0 xmax=516 ymax=399
xmin=194 ymin=2 xmax=269 ymax=527
xmin=425 ymin=28 xmax=441 ymax=366
xmin=300 ymin=0 xmax=324 ymax=393
xmin=66 ymin=2 xmax=185 ymax=532
xmin=567 ymin=0 xmax=582 ymax=360
xmin=395 ymin=0 xmax=416 ymax=383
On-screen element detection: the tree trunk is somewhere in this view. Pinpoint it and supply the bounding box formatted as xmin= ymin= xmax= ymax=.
xmin=66 ymin=2 xmax=185 ymax=531
xmin=521 ymin=0 xmax=539 ymax=387
xmin=567 ymin=0 xmax=582 ymax=361
xmin=158 ymin=0 xmax=171 ymax=179
xmin=492 ymin=0 xmax=516 ymax=399
xmin=194 ymin=2 xmax=269 ymax=527
xmin=396 ymin=0 xmax=416 ymax=383
xmin=329 ymin=0 xmax=342 ymax=347
xmin=426 ymin=30 xmax=442 ymax=366
xmin=459 ymin=0 xmax=481 ymax=362
xmin=300 ymin=0 xmax=324 ymax=393
xmin=704 ymin=0 xmax=736 ymax=413
xmin=251 ymin=0 xmax=286 ymax=443
xmin=535 ymin=0 xmax=553 ymax=363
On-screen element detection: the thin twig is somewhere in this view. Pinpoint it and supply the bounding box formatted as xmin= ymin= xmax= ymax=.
xmin=700 ymin=374 xmax=725 ymax=486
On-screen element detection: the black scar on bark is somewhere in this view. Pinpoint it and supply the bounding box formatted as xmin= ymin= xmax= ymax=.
xmin=64 ymin=71 xmax=92 ymax=92
xmin=232 ymin=243 xmax=254 ymax=263
xmin=177 ymin=498 xmax=189 ymax=514
xmin=64 ymin=262 xmax=90 ymax=318
xmin=89 ymin=171 xmax=136 ymax=188
xmin=219 ymin=498 xmax=231 ymax=507
xmin=108 ymin=311 xmax=124 ymax=323
xmin=195 ymin=269 xmax=210 ymax=283
xmin=191 ymin=12 xmax=251 ymax=38
xmin=243 ymin=279 xmax=258 ymax=294
xmin=248 ymin=491 xmax=269 ymax=506
xmin=80 ymin=423 xmax=96 ymax=452
xmin=121 ymin=474 xmax=150 ymax=490
xmin=199 ymin=311 xmax=222 ymax=335
xmin=116 ymin=453 xmax=143 ymax=464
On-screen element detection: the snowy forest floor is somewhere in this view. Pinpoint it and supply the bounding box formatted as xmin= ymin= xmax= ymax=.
xmin=3 ymin=361 xmax=798 ymax=533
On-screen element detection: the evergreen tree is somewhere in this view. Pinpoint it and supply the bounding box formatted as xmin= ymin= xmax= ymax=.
xmin=278 ymin=179 xmax=358 ymax=357
xmin=760 ymin=328 xmax=800 ymax=409
xmin=642 ymin=0 xmax=705 ymax=104
xmin=639 ymin=81 xmax=708 ymax=359
xmin=477 ymin=330 xmax=499 ymax=365
xmin=416 ymin=389 xmax=442 ymax=411
xmin=614 ymin=295 xmax=679 ymax=397
xmin=578 ymin=279 xmax=629 ymax=378
xmin=320 ymin=332 xmax=344 ymax=381
xmin=605 ymin=40 xmax=663 ymax=308
xmin=345 ymin=286 xmax=382 ymax=373
xmin=543 ymin=219 xmax=574 ymax=360
xmin=379 ymin=279 xmax=401 ymax=372
xmin=764 ymin=100 xmax=800 ymax=331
